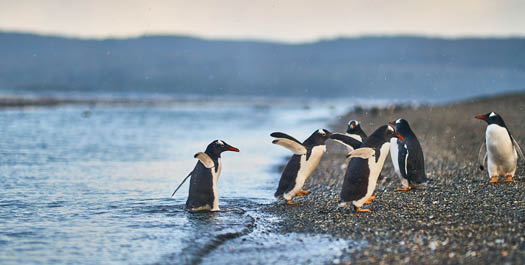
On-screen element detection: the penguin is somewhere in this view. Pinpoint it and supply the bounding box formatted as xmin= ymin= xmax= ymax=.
xmin=332 ymin=125 xmax=384 ymax=204
xmin=475 ymin=112 xmax=524 ymax=183
xmin=346 ymin=120 xmax=368 ymax=144
xmin=272 ymin=129 xmax=337 ymax=204
xmin=338 ymin=125 xmax=403 ymax=212
xmin=171 ymin=140 xmax=239 ymax=212
xmin=388 ymin=118 xmax=429 ymax=191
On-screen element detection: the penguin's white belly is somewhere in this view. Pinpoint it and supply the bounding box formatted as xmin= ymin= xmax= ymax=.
xmin=211 ymin=158 xmax=222 ymax=211
xmin=486 ymin=125 xmax=517 ymax=176
xmin=284 ymin=145 xmax=326 ymax=199
xmin=390 ymin=138 xmax=401 ymax=177
xmin=354 ymin=143 xmax=390 ymax=207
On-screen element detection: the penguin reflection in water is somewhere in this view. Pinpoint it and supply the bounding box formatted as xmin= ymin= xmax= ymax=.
xmin=338 ymin=125 xmax=403 ymax=212
xmin=272 ymin=129 xmax=345 ymax=205
xmin=476 ymin=112 xmax=524 ymax=183
xmin=171 ymin=140 xmax=239 ymax=212
xmin=388 ymin=119 xmax=429 ymax=191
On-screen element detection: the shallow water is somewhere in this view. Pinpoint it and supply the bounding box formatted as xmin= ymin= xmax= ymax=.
xmin=0 ymin=99 xmax=377 ymax=264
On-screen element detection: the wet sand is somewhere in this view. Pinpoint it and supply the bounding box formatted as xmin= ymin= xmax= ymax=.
xmin=264 ymin=93 xmax=525 ymax=264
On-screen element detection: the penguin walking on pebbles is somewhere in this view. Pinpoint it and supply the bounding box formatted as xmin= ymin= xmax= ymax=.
xmin=338 ymin=125 xmax=403 ymax=212
xmin=475 ymin=112 xmax=524 ymax=183
xmin=272 ymin=129 xmax=334 ymax=205
xmin=388 ymin=119 xmax=429 ymax=191
xmin=171 ymin=140 xmax=239 ymax=212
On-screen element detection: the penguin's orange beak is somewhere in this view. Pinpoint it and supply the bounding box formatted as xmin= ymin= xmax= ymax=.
xmin=388 ymin=121 xmax=395 ymax=125
xmin=395 ymin=134 xmax=404 ymax=140
xmin=475 ymin=115 xmax=486 ymax=120
xmin=227 ymin=146 xmax=240 ymax=152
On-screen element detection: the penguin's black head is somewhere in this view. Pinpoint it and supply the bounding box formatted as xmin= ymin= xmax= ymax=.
xmin=206 ymin=140 xmax=240 ymax=156
xmin=305 ymin=129 xmax=332 ymax=146
xmin=384 ymin=124 xmax=403 ymax=140
xmin=346 ymin=120 xmax=361 ymax=134
xmin=475 ymin=112 xmax=506 ymax=127
xmin=388 ymin=118 xmax=412 ymax=134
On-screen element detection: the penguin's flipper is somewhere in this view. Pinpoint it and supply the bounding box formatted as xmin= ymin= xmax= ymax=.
xmin=346 ymin=147 xmax=375 ymax=159
xmin=330 ymin=133 xmax=362 ymax=149
xmin=478 ymin=141 xmax=487 ymax=170
xmin=398 ymin=143 xmax=409 ymax=180
xmin=194 ymin=152 xmax=214 ymax=168
xmin=511 ymin=137 xmax=525 ymax=161
xmin=271 ymin=132 xmax=307 ymax=155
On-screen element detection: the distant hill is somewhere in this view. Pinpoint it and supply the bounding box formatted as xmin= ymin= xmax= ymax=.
xmin=0 ymin=32 xmax=524 ymax=100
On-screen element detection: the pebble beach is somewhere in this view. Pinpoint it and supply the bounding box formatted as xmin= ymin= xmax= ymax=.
xmin=264 ymin=93 xmax=525 ymax=264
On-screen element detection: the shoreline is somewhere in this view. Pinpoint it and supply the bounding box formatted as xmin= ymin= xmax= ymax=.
xmin=263 ymin=92 xmax=525 ymax=264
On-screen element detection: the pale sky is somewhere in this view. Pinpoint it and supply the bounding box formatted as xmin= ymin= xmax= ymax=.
xmin=1 ymin=0 xmax=524 ymax=42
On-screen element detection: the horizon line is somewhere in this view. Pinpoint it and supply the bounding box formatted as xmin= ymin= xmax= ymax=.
xmin=2 ymin=29 xmax=525 ymax=44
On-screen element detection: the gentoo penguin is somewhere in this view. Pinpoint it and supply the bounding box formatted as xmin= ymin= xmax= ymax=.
xmin=388 ymin=119 xmax=428 ymax=191
xmin=332 ymin=126 xmax=383 ymax=204
xmin=172 ymin=140 xmax=239 ymax=212
xmin=475 ymin=112 xmax=524 ymax=183
xmin=272 ymin=129 xmax=335 ymax=204
xmin=346 ymin=120 xmax=368 ymax=144
xmin=338 ymin=125 xmax=403 ymax=212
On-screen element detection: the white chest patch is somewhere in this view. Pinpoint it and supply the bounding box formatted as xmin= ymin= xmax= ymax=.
xmin=283 ymin=145 xmax=326 ymax=200
xmin=389 ymin=138 xmax=400 ymax=176
xmin=485 ymin=124 xmax=517 ymax=176
xmin=211 ymin=158 xmax=222 ymax=211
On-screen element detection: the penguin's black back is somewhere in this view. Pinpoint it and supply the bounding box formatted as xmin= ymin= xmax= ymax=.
xmin=186 ymin=162 xmax=215 ymax=210
xmin=403 ymin=133 xmax=427 ymax=184
xmin=274 ymin=154 xmax=301 ymax=197
xmin=340 ymin=157 xmax=370 ymax=202
xmin=394 ymin=121 xmax=427 ymax=185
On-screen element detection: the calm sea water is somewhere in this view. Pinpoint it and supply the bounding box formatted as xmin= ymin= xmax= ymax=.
xmin=0 ymin=98 xmax=380 ymax=264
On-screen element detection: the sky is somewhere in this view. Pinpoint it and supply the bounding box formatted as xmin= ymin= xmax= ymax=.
xmin=1 ymin=0 xmax=524 ymax=42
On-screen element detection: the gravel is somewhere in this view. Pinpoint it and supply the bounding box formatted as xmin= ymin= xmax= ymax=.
xmin=263 ymin=93 xmax=525 ymax=264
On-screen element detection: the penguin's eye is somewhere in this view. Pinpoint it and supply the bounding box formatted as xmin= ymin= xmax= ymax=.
xmin=318 ymin=129 xmax=325 ymax=135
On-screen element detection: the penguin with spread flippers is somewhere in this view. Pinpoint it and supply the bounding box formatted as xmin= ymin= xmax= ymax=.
xmin=272 ymin=129 xmax=337 ymax=204
xmin=476 ymin=112 xmax=524 ymax=183
xmin=171 ymin=140 xmax=239 ymax=212
xmin=388 ymin=118 xmax=429 ymax=191
xmin=338 ymin=125 xmax=403 ymax=212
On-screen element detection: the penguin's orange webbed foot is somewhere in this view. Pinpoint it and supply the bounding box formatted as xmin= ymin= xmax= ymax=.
xmin=355 ymin=207 xmax=371 ymax=213
xmin=286 ymin=200 xmax=299 ymax=205
xmin=364 ymin=196 xmax=376 ymax=205
xmin=296 ymin=190 xmax=310 ymax=197
xmin=504 ymin=176 xmax=514 ymax=182
xmin=396 ymin=186 xmax=413 ymax=191
xmin=489 ymin=176 xmax=499 ymax=183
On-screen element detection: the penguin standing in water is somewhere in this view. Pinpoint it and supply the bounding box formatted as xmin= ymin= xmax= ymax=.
xmin=272 ymin=129 xmax=338 ymax=204
xmin=338 ymin=125 xmax=403 ymax=212
xmin=171 ymin=140 xmax=239 ymax=212
xmin=388 ymin=119 xmax=429 ymax=191
xmin=475 ymin=112 xmax=524 ymax=183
